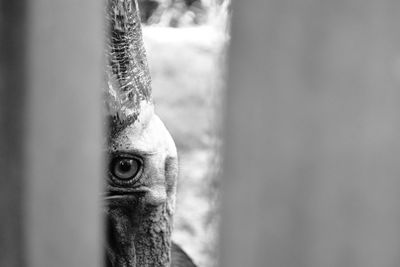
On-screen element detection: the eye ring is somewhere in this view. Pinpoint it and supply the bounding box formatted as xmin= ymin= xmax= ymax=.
xmin=109 ymin=155 xmax=143 ymax=186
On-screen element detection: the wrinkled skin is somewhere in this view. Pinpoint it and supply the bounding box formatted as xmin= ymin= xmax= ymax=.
xmin=104 ymin=104 xmax=178 ymax=267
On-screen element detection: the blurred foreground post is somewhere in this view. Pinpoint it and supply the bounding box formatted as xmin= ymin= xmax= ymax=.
xmin=26 ymin=1 xmax=104 ymax=266
xmin=1 ymin=0 xmax=104 ymax=266
xmin=0 ymin=1 xmax=27 ymax=266
xmin=222 ymin=1 xmax=400 ymax=267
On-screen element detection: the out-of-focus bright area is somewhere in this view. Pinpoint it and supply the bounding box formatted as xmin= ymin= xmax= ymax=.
xmin=140 ymin=1 xmax=230 ymax=266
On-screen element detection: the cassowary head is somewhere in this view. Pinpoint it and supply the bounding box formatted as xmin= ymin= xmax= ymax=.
xmin=103 ymin=0 xmax=178 ymax=266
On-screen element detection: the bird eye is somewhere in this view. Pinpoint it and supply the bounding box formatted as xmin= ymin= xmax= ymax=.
xmin=110 ymin=156 xmax=141 ymax=181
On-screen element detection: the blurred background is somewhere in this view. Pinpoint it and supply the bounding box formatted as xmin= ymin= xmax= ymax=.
xmin=139 ymin=1 xmax=230 ymax=266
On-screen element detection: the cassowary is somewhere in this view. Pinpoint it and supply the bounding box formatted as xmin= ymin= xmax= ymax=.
xmin=103 ymin=0 xmax=197 ymax=266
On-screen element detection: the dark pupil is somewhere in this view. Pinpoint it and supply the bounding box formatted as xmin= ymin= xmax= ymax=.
xmin=118 ymin=160 xmax=131 ymax=173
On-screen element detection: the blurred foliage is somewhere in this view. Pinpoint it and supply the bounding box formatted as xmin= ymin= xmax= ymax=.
xmin=138 ymin=0 xmax=229 ymax=27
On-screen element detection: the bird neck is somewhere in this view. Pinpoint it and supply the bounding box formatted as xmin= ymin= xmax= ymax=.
xmin=106 ymin=203 xmax=172 ymax=267
xmin=134 ymin=204 xmax=172 ymax=267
